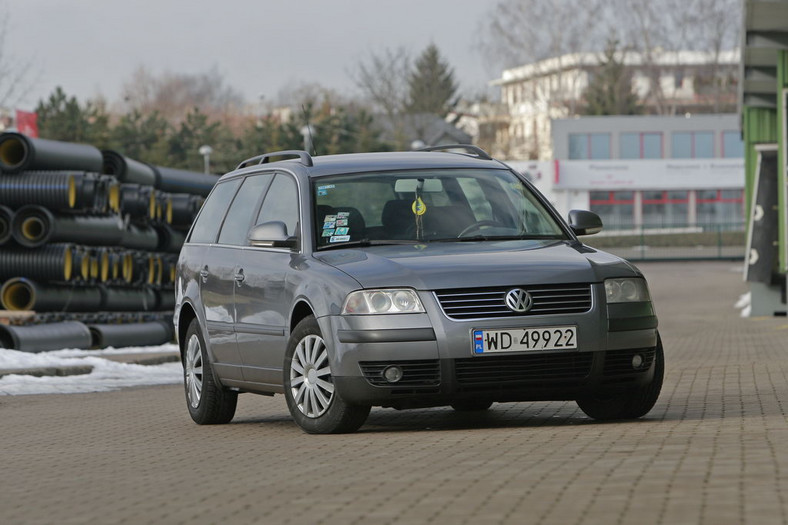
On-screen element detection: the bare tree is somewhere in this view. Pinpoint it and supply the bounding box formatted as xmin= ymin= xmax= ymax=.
xmin=477 ymin=0 xmax=609 ymax=71
xmin=119 ymin=66 xmax=245 ymax=124
xmin=612 ymin=0 xmax=740 ymax=114
xmin=350 ymin=47 xmax=411 ymax=119
xmin=0 ymin=6 xmax=37 ymax=109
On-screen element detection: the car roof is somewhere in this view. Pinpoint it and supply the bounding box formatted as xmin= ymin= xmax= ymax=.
xmin=222 ymin=150 xmax=509 ymax=181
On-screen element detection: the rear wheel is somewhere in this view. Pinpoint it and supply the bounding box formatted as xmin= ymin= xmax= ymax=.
xmin=284 ymin=316 xmax=370 ymax=434
xmin=576 ymin=335 xmax=664 ymax=420
xmin=183 ymin=318 xmax=237 ymax=424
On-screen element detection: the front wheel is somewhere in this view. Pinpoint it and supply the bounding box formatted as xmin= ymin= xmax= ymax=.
xmin=284 ymin=316 xmax=370 ymax=434
xmin=576 ymin=335 xmax=664 ymax=421
xmin=182 ymin=318 xmax=237 ymax=424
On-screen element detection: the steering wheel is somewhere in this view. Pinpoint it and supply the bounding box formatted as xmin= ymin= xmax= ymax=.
xmin=457 ymin=220 xmax=506 ymax=237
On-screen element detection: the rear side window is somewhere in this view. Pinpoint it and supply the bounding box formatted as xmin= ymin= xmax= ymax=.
xmin=188 ymin=179 xmax=242 ymax=243
xmin=256 ymin=174 xmax=299 ymax=236
xmin=217 ymin=174 xmax=273 ymax=245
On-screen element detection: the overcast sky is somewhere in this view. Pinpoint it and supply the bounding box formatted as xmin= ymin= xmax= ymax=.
xmin=7 ymin=0 xmax=498 ymax=110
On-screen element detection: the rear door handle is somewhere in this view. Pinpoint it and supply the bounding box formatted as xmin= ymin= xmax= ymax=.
xmin=199 ymin=267 xmax=209 ymax=283
xmin=234 ymin=269 xmax=245 ymax=285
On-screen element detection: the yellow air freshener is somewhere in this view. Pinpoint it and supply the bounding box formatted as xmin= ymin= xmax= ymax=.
xmin=412 ymin=197 xmax=427 ymax=216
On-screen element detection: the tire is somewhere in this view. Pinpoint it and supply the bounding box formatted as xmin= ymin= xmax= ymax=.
xmin=576 ymin=334 xmax=664 ymax=421
xmin=182 ymin=318 xmax=237 ymax=424
xmin=450 ymin=399 xmax=493 ymax=412
xmin=284 ymin=316 xmax=370 ymax=434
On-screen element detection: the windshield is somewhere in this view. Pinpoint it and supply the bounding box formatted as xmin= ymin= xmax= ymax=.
xmin=313 ymin=168 xmax=567 ymax=249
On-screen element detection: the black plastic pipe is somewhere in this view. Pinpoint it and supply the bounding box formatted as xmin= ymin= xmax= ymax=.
xmin=102 ymin=150 xmax=157 ymax=186
xmin=87 ymin=320 xmax=173 ymax=349
xmin=155 ymin=288 xmax=176 ymax=310
xmin=0 ymin=132 xmax=103 ymax=174
xmin=0 ymin=243 xmax=75 ymax=282
xmin=0 ymin=172 xmax=77 ymax=210
xmin=1 ymin=277 xmax=103 ymax=312
xmin=150 ymin=164 xmax=219 ymax=197
xmin=0 ymin=321 xmax=92 ymax=352
xmin=119 ymin=183 xmax=156 ymax=221
xmin=169 ymin=193 xmax=203 ymax=228
xmin=0 ymin=204 xmax=12 ymax=245
xmin=154 ymin=223 xmax=186 ymax=254
xmin=100 ymin=285 xmax=157 ymax=311
xmin=12 ymin=205 xmax=125 ymax=248
xmin=120 ymin=223 xmax=160 ymax=251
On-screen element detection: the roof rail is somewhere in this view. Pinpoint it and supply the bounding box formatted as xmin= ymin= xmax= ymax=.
xmin=418 ymin=144 xmax=492 ymax=161
xmin=236 ymin=150 xmax=314 ymax=170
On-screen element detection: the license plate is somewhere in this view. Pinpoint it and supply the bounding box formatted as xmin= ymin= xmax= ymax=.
xmin=472 ymin=326 xmax=577 ymax=354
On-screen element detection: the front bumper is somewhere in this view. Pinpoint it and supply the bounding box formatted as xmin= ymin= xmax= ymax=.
xmin=321 ymin=284 xmax=658 ymax=409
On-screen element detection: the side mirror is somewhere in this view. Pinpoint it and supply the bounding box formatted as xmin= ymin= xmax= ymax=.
xmin=248 ymin=221 xmax=298 ymax=249
xmin=568 ymin=210 xmax=603 ymax=236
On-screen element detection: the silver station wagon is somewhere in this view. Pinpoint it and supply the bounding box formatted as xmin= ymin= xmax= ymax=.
xmin=174 ymin=146 xmax=662 ymax=434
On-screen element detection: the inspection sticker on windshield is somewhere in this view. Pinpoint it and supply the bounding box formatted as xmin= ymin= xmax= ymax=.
xmin=472 ymin=326 xmax=577 ymax=354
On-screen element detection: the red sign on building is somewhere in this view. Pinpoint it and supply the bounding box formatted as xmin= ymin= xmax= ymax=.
xmin=15 ymin=110 xmax=38 ymax=138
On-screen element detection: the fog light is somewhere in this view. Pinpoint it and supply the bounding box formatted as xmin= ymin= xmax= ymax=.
xmin=631 ymin=354 xmax=644 ymax=369
xmin=383 ymin=366 xmax=403 ymax=383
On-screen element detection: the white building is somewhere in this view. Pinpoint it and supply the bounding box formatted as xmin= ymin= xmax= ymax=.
xmin=506 ymin=114 xmax=745 ymax=229
xmin=490 ymin=50 xmax=739 ymax=160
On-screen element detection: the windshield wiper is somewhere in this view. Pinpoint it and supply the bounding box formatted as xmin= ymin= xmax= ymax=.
xmin=317 ymin=238 xmax=422 ymax=251
xmin=430 ymin=234 xmax=565 ymax=243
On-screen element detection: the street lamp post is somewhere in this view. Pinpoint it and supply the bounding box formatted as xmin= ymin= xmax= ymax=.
xmin=198 ymin=145 xmax=213 ymax=174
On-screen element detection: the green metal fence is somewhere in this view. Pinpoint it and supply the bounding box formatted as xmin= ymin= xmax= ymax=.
xmin=583 ymin=223 xmax=746 ymax=261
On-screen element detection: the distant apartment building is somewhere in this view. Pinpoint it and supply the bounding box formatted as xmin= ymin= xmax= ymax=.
xmin=506 ymin=114 xmax=745 ymax=229
xmin=487 ymin=49 xmax=739 ymax=160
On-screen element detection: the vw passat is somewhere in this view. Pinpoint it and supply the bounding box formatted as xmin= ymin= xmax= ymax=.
xmin=174 ymin=146 xmax=662 ymax=434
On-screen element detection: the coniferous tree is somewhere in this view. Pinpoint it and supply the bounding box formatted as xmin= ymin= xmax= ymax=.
xmin=583 ymin=39 xmax=641 ymax=116
xmin=405 ymin=44 xmax=458 ymax=117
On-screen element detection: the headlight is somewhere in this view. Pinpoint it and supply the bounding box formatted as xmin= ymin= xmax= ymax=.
xmin=605 ymin=278 xmax=650 ymax=303
xmin=342 ymin=289 xmax=425 ymax=314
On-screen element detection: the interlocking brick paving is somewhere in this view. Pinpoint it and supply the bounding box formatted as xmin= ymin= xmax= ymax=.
xmin=1 ymin=262 xmax=786 ymax=524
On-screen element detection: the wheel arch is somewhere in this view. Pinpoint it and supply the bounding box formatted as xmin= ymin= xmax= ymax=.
xmin=290 ymin=300 xmax=315 ymax=335
xmin=177 ymin=301 xmax=198 ymax=360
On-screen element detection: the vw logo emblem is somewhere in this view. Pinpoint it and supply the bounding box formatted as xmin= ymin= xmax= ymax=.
xmin=505 ymin=288 xmax=532 ymax=313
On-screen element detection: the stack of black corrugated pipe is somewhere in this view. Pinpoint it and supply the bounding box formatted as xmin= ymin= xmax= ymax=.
xmin=0 ymin=132 xmax=218 ymax=352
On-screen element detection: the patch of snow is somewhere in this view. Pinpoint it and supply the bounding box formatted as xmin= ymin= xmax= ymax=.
xmin=0 ymin=344 xmax=182 ymax=396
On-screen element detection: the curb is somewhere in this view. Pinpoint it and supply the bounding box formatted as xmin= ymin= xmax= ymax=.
xmin=0 ymin=352 xmax=179 ymax=379
xmin=0 ymin=365 xmax=94 ymax=379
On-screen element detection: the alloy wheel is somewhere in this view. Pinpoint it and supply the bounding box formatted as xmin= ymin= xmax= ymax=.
xmin=185 ymin=333 xmax=203 ymax=408
xmin=289 ymin=334 xmax=335 ymax=418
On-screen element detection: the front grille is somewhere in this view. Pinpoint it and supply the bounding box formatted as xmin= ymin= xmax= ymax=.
xmin=603 ymin=348 xmax=656 ymax=377
xmin=359 ymin=360 xmax=440 ymax=387
xmin=454 ymin=352 xmax=593 ymax=390
xmin=434 ymin=284 xmax=592 ymax=320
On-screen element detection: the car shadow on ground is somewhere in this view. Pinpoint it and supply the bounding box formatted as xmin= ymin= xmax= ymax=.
xmin=228 ymin=401 xmax=671 ymax=434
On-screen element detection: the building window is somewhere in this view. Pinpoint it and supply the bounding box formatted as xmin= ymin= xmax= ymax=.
xmin=589 ymin=190 xmax=634 ymax=228
xmin=672 ymin=131 xmax=714 ymax=158
xmin=722 ymin=131 xmax=744 ymax=158
xmin=642 ymin=190 xmax=688 ymax=226
xmin=620 ymin=132 xmax=663 ymax=159
xmin=569 ymin=133 xmax=610 ymax=159
xmin=696 ymin=189 xmax=744 ymax=225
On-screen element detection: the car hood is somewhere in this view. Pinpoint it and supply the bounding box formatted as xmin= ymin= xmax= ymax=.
xmin=313 ymin=240 xmax=639 ymax=290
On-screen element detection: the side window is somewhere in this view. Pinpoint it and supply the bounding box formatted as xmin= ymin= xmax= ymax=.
xmin=256 ymin=174 xmax=299 ymax=236
xmin=217 ymin=174 xmax=273 ymax=245
xmin=188 ymin=179 xmax=242 ymax=244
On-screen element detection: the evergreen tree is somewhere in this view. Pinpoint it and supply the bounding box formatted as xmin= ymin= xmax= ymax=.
xmin=109 ymin=110 xmax=171 ymax=165
xmin=405 ymin=44 xmax=458 ymax=117
xmin=35 ymin=87 xmax=111 ymax=146
xmin=582 ymin=39 xmax=641 ymax=116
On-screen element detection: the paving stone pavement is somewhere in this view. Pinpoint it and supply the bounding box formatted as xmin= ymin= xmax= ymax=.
xmin=1 ymin=261 xmax=787 ymax=525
